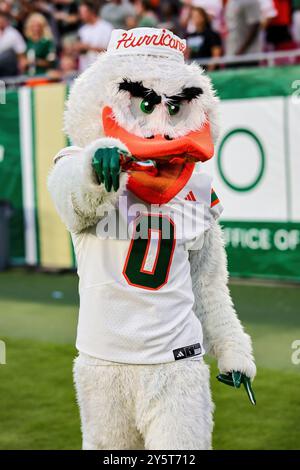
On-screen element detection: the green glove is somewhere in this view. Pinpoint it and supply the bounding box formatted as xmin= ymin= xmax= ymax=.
xmin=217 ymin=371 xmax=256 ymax=405
xmin=92 ymin=147 xmax=127 ymax=192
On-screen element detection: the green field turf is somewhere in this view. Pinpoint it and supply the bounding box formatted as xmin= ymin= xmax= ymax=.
xmin=0 ymin=270 xmax=299 ymax=450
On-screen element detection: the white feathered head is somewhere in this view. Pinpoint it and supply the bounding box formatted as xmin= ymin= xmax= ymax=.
xmin=65 ymin=28 xmax=219 ymax=147
xmin=64 ymin=28 xmax=220 ymax=203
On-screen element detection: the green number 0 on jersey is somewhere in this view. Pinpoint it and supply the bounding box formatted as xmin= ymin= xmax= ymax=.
xmin=123 ymin=214 xmax=176 ymax=290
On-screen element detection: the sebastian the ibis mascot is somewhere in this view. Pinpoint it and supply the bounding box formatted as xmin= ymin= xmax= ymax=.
xmin=48 ymin=28 xmax=256 ymax=450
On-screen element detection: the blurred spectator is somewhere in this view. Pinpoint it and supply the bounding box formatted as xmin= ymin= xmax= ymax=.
xmin=225 ymin=0 xmax=262 ymax=58
xmin=59 ymin=51 xmax=77 ymax=77
xmin=14 ymin=2 xmax=61 ymax=45
xmin=48 ymin=51 xmax=78 ymax=81
xmin=158 ymin=1 xmax=181 ymax=34
xmin=135 ymin=0 xmax=159 ymax=27
xmin=53 ymin=0 xmax=80 ymax=42
xmin=259 ymin=0 xmax=278 ymax=26
xmin=6 ymin=0 xmax=35 ymax=30
xmin=0 ymin=0 xmax=12 ymax=16
xmin=266 ymin=0 xmax=293 ymax=50
xmin=101 ymin=0 xmax=136 ymax=29
xmin=76 ymin=0 xmax=113 ymax=72
xmin=186 ymin=6 xmax=222 ymax=69
xmin=180 ymin=0 xmax=194 ymax=33
xmin=205 ymin=0 xmax=224 ymax=33
xmin=0 ymin=0 xmax=299 ymax=78
xmin=196 ymin=0 xmax=223 ymax=17
xmin=292 ymin=0 xmax=300 ymax=43
xmin=180 ymin=0 xmax=223 ymax=35
xmin=125 ymin=12 xmax=138 ymax=29
xmin=24 ymin=13 xmax=56 ymax=75
xmin=258 ymin=1 xmax=278 ymax=54
xmin=0 ymin=9 xmax=26 ymax=76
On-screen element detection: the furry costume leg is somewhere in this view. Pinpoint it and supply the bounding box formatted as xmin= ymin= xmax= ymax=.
xmin=74 ymin=354 xmax=213 ymax=450
xmin=73 ymin=354 xmax=144 ymax=450
xmin=136 ymin=359 xmax=214 ymax=450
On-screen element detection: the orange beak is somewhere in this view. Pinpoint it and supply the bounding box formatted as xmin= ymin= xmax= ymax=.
xmin=102 ymin=106 xmax=214 ymax=162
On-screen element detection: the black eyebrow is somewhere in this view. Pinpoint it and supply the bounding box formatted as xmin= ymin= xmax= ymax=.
xmin=168 ymin=87 xmax=203 ymax=103
xmin=119 ymin=80 xmax=161 ymax=104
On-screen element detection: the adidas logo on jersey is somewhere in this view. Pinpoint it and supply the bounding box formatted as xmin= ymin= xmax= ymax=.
xmin=173 ymin=343 xmax=202 ymax=361
xmin=175 ymin=351 xmax=185 ymax=359
xmin=185 ymin=191 xmax=196 ymax=201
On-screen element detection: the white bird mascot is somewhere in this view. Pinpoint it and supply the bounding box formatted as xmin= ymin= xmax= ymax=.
xmin=48 ymin=28 xmax=256 ymax=450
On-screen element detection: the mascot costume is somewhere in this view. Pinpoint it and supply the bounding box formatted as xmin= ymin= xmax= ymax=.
xmin=48 ymin=28 xmax=256 ymax=450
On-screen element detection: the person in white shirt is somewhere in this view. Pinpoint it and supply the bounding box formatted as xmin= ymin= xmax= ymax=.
xmin=0 ymin=10 xmax=26 ymax=75
xmin=225 ymin=0 xmax=262 ymax=57
xmin=76 ymin=0 xmax=113 ymax=72
xmin=0 ymin=11 xmax=26 ymax=51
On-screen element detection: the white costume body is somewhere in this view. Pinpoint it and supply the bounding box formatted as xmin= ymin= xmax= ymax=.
xmin=48 ymin=28 xmax=256 ymax=450
xmin=73 ymin=156 xmax=221 ymax=365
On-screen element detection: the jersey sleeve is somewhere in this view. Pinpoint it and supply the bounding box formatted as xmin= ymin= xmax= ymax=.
xmin=210 ymin=187 xmax=223 ymax=220
xmin=183 ymin=170 xmax=223 ymax=251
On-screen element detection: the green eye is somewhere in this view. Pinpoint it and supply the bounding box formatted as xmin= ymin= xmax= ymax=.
xmin=168 ymin=103 xmax=181 ymax=116
xmin=140 ymin=99 xmax=155 ymax=114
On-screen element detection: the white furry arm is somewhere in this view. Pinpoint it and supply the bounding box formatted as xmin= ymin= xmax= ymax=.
xmin=47 ymin=137 xmax=129 ymax=233
xmin=189 ymin=221 xmax=256 ymax=379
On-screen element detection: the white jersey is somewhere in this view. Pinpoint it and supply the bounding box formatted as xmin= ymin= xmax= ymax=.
xmin=0 ymin=25 xmax=26 ymax=55
xmin=73 ymin=169 xmax=222 ymax=364
xmin=78 ymin=19 xmax=113 ymax=72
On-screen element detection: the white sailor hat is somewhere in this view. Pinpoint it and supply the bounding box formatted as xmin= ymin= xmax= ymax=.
xmin=107 ymin=27 xmax=186 ymax=62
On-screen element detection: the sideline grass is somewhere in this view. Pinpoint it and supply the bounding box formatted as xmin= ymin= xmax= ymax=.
xmin=0 ymin=270 xmax=299 ymax=449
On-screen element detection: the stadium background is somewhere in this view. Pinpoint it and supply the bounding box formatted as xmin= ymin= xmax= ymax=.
xmin=1 ymin=66 xmax=300 ymax=280
xmin=0 ymin=0 xmax=300 ymax=450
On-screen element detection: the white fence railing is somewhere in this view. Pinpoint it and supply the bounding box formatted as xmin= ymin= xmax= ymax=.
xmin=193 ymin=48 xmax=300 ymax=67
xmin=2 ymin=48 xmax=300 ymax=88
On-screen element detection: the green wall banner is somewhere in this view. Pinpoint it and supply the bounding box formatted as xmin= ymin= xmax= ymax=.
xmin=0 ymin=84 xmax=73 ymax=268
xmin=1 ymin=65 xmax=300 ymax=280
xmin=223 ymin=222 xmax=300 ymax=281
xmin=0 ymin=91 xmax=24 ymax=262
xmin=206 ymin=65 xmax=300 ymax=281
